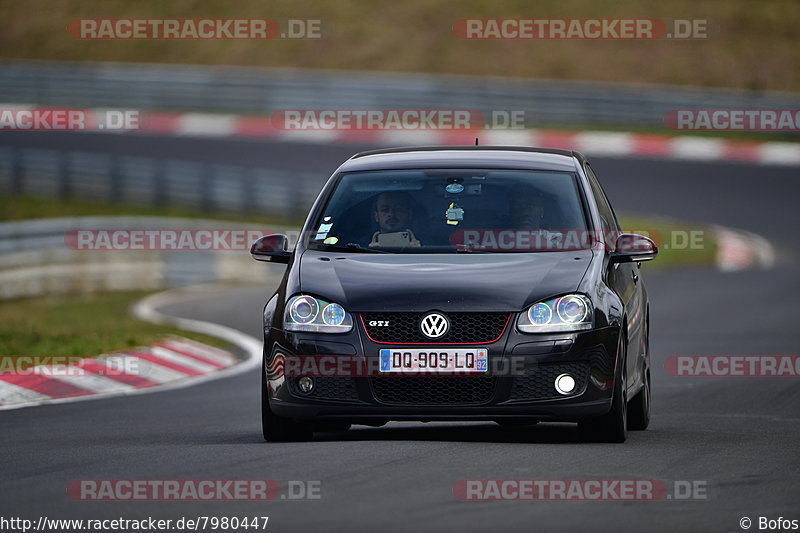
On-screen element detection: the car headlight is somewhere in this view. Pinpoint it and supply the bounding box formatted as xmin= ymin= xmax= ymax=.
xmin=284 ymin=295 xmax=353 ymax=333
xmin=517 ymin=294 xmax=592 ymax=333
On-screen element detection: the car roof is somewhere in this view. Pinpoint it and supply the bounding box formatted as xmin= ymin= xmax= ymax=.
xmin=339 ymin=146 xmax=585 ymax=172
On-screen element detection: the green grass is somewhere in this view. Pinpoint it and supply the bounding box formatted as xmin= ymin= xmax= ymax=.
xmin=0 ymin=196 xmax=252 ymax=368
xmin=0 ymin=291 xmax=230 ymax=370
xmin=619 ymin=215 xmax=717 ymax=268
xmin=1 ymin=0 xmax=799 ymax=92
xmin=0 ymin=194 xmax=293 ymax=225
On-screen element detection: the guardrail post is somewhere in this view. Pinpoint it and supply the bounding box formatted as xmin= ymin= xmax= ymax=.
xmin=108 ymin=156 xmax=122 ymax=203
xmin=291 ymin=173 xmax=306 ymax=221
xmin=10 ymin=148 xmax=23 ymax=196
xmin=200 ymin=165 xmax=214 ymax=213
xmin=153 ymin=159 xmax=166 ymax=207
xmin=241 ymin=167 xmax=255 ymax=215
xmin=58 ymin=151 xmax=71 ymax=200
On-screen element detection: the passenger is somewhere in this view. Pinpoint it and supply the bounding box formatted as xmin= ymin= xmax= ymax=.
xmin=507 ymin=184 xmax=546 ymax=229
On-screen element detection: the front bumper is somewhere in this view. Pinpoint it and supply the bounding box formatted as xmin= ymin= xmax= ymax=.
xmin=264 ymin=323 xmax=621 ymax=423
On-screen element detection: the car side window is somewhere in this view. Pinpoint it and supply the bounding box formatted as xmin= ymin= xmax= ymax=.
xmin=585 ymin=165 xmax=620 ymax=232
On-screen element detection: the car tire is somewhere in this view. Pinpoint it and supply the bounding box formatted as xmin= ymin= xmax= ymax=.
xmin=261 ymin=365 xmax=313 ymax=442
xmin=628 ymin=315 xmax=651 ymax=431
xmin=579 ymin=333 xmax=627 ymax=443
xmin=627 ymin=368 xmax=650 ymax=431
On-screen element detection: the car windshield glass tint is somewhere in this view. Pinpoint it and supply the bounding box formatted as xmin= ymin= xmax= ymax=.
xmin=306 ymin=169 xmax=591 ymax=253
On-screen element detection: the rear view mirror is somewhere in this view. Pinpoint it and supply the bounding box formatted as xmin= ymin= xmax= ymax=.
xmin=251 ymin=234 xmax=292 ymax=264
xmin=610 ymin=233 xmax=658 ymax=263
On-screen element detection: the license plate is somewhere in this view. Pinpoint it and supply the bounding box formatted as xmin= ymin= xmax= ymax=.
xmin=379 ymin=348 xmax=488 ymax=373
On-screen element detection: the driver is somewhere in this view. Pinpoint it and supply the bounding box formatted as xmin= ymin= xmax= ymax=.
xmin=369 ymin=191 xmax=422 ymax=247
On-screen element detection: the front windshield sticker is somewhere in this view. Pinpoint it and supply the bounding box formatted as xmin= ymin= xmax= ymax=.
xmin=446 ymin=202 xmax=464 ymax=226
xmin=445 ymin=182 xmax=465 ymax=194
xmin=323 ymin=236 xmax=339 ymax=244
xmin=315 ymin=222 xmax=334 ymax=240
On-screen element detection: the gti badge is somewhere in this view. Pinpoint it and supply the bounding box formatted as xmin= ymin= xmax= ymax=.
xmin=420 ymin=312 xmax=449 ymax=339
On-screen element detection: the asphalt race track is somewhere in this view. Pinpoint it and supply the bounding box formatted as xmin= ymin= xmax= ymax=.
xmin=2 ymin=132 xmax=799 ymax=532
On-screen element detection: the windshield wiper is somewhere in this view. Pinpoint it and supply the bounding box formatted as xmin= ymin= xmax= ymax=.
xmin=315 ymin=242 xmax=391 ymax=254
xmin=454 ymin=244 xmax=490 ymax=253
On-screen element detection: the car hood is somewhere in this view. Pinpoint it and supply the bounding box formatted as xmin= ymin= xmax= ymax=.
xmin=298 ymin=249 xmax=593 ymax=312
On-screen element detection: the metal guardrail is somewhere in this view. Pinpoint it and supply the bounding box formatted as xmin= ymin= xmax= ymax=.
xmin=1 ymin=60 xmax=799 ymax=129
xmin=0 ymin=217 xmax=293 ymax=299
xmin=0 ymin=146 xmax=325 ymax=221
xmin=1 ymin=60 xmax=799 ymax=227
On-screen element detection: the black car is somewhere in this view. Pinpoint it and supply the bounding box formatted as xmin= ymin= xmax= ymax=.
xmin=252 ymin=146 xmax=657 ymax=443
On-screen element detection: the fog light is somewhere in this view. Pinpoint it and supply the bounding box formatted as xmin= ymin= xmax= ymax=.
xmin=298 ymin=376 xmax=314 ymax=394
xmin=554 ymin=373 xmax=576 ymax=395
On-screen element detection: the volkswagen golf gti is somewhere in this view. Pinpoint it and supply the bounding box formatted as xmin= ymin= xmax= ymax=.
xmin=251 ymin=146 xmax=657 ymax=443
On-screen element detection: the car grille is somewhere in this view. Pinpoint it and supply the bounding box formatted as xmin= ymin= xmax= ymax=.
xmin=361 ymin=312 xmax=510 ymax=344
xmin=371 ymin=376 xmax=497 ymax=405
xmin=288 ymin=377 xmax=359 ymax=401
xmin=509 ymin=362 xmax=591 ymax=400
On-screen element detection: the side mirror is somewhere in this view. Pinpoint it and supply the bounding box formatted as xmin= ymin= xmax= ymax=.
xmin=610 ymin=233 xmax=658 ymax=263
xmin=251 ymin=234 xmax=292 ymax=264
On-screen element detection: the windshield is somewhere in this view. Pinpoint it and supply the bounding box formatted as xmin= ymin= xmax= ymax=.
xmin=306 ymin=169 xmax=592 ymax=253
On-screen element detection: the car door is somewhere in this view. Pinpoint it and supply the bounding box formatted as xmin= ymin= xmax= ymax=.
xmin=585 ymin=164 xmax=645 ymax=391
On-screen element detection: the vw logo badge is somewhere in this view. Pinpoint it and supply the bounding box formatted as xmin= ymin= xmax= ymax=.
xmin=420 ymin=312 xmax=449 ymax=339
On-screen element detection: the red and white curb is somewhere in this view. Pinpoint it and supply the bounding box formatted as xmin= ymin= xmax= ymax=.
xmin=713 ymin=225 xmax=776 ymax=272
xmin=0 ymin=288 xmax=261 ymax=411
xmin=131 ymin=111 xmax=800 ymax=166
xmin=2 ymin=104 xmax=799 ymax=166
xmin=0 ymin=337 xmax=233 ymax=408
